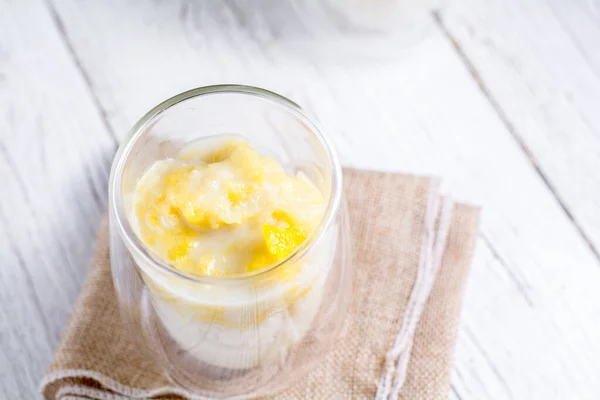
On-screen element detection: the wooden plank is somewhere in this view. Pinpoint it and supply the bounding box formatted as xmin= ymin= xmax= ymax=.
xmin=0 ymin=0 xmax=116 ymax=397
xmin=437 ymin=1 xmax=600 ymax=397
xmin=45 ymin=1 xmax=600 ymax=398
xmin=439 ymin=0 xmax=600 ymax=255
xmin=546 ymin=0 xmax=600 ymax=75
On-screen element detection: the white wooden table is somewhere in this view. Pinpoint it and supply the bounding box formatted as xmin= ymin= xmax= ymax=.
xmin=2 ymin=0 xmax=600 ymax=398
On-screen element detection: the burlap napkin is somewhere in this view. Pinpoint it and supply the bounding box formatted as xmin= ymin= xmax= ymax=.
xmin=41 ymin=169 xmax=480 ymax=400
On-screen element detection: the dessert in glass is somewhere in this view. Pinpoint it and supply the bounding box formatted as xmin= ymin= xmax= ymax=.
xmin=108 ymin=85 xmax=352 ymax=398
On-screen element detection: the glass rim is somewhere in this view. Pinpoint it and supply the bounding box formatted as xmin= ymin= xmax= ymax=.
xmin=109 ymin=84 xmax=343 ymax=284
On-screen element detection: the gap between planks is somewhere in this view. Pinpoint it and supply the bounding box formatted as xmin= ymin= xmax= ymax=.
xmin=42 ymin=0 xmax=119 ymax=145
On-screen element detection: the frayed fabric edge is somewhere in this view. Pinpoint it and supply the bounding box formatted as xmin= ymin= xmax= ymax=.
xmin=375 ymin=182 xmax=454 ymax=400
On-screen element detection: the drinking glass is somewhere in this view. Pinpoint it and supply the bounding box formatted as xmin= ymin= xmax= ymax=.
xmin=108 ymin=85 xmax=353 ymax=398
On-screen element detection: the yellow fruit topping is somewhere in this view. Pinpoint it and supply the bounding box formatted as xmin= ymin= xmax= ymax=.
xmin=133 ymin=136 xmax=325 ymax=277
xmin=263 ymin=224 xmax=305 ymax=259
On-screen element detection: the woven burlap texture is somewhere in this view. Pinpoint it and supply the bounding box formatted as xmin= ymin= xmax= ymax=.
xmin=41 ymin=169 xmax=480 ymax=400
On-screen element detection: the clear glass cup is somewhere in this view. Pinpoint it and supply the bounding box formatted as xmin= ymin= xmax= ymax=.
xmin=108 ymin=85 xmax=353 ymax=398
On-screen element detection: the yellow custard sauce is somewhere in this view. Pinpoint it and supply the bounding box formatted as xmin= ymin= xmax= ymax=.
xmin=133 ymin=135 xmax=325 ymax=277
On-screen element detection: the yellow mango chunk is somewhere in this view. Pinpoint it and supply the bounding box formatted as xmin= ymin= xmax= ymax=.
xmin=167 ymin=239 xmax=193 ymax=262
xmin=247 ymin=251 xmax=277 ymax=273
xmin=262 ymin=224 xmax=306 ymax=260
xmin=247 ymin=221 xmax=307 ymax=273
xmin=272 ymin=209 xmax=310 ymax=236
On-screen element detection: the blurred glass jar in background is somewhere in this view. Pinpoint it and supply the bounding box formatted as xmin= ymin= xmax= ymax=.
xmin=325 ymin=0 xmax=440 ymax=30
xmin=188 ymin=0 xmax=443 ymax=61
xmin=288 ymin=0 xmax=443 ymax=59
xmin=108 ymin=85 xmax=353 ymax=398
